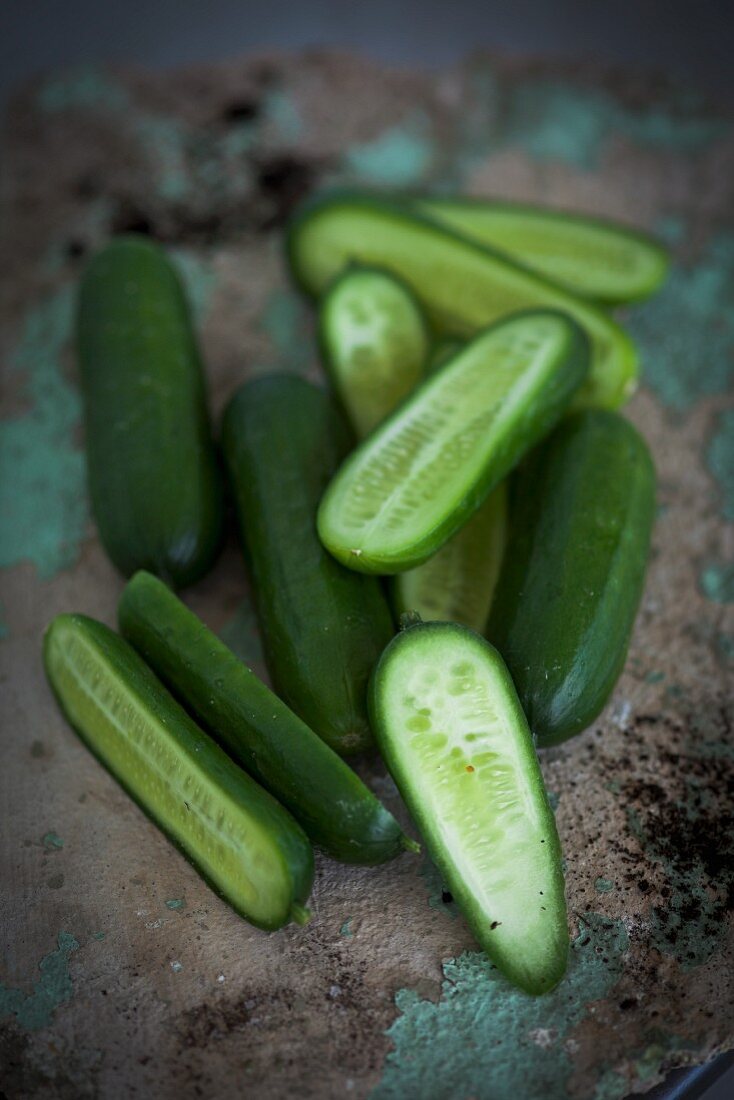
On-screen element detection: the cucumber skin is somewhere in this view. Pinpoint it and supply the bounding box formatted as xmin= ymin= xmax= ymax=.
xmin=416 ymin=197 xmax=670 ymax=306
xmin=317 ymin=311 xmax=590 ymax=575
xmin=44 ymin=614 xmax=314 ymax=930
xmin=221 ymin=375 xmax=395 ymax=756
xmin=77 ymin=236 xmax=224 ymax=588
xmin=286 ymin=192 xmax=638 ymax=410
xmin=369 ymin=621 xmax=568 ymax=995
xmin=119 ymin=571 xmax=407 ymax=864
xmin=488 ymin=410 xmax=656 ymax=746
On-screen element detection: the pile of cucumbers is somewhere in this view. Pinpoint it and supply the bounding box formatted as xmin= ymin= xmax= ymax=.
xmin=44 ymin=192 xmax=662 ymax=996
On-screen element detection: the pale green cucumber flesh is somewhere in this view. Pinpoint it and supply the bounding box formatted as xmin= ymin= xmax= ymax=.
xmin=418 ymin=198 xmax=669 ymax=305
xmin=317 ymin=310 xmax=588 ymax=574
xmin=393 ymin=482 xmax=507 ymax=631
xmin=44 ymin=614 xmax=313 ymax=929
xmin=288 ymin=196 xmax=638 ymax=408
xmin=320 ymin=267 xmax=429 ymax=437
xmin=370 ymin=621 xmax=568 ymax=994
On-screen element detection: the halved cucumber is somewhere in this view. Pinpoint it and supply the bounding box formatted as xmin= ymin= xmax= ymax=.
xmin=288 ymin=194 xmax=637 ymax=408
xmin=417 ymin=197 xmax=669 ymax=306
xmin=370 ymin=617 xmax=568 ymax=994
xmin=393 ymin=482 xmax=507 ymax=632
xmin=44 ymin=614 xmax=314 ymax=929
xmin=119 ymin=571 xmax=413 ymax=865
xmin=317 ymin=310 xmax=588 ymax=574
xmin=319 ymin=267 xmax=429 ymax=437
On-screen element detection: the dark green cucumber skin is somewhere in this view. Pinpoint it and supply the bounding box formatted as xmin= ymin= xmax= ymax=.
xmin=77 ymin=236 xmax=224 ymax=588
xmin=119 ymin=571 xmax=407 ymax=864
xmin=488 ymin=410 xmax=655 ymax=746
xmin=43 ymin=614 xmax=313 ymax=929
xmin=221 ymin=375 xmax=395 ymax=755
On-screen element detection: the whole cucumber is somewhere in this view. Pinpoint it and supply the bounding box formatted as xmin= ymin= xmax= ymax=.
xmin=221 ymin=375 xmax=395 ymax=755
xmin=77 ymin=236 xmax=224 ymax=587
xmin=488 ymin=409 xmax=655 ymax=746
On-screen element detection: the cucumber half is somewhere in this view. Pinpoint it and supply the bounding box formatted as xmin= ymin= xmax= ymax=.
xmin=417 ymin=197 xmax=669 ymax=306
xmin=320 ymin=266 xmax=429 ymax=437
xmin=393 ymin=482 xmax=507 ymax=632
xmin=288 ymin=193 xmax=638 ymax=408
xmin=370 ymin=617 xmax=568 ymax=995
xmin=317 ymin=310 xmax=588 ymax=574
xmin=44 ymin=614 xmax=314 ymax=929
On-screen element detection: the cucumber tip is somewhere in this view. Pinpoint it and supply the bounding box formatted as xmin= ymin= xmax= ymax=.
xmin=400 ymin=835 xmax=421 ymax=854
xmin=290 ymin=904 xmax=312 ymax=927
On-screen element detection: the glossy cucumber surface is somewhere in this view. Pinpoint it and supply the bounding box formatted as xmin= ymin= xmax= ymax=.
xmin=288 ymin=194 xmax=638 ymax=408
xmin=44 ymin=614 xmax=313 ymax=929
xmin=320 ymin=266 xmax=429 ymax=437
xmin=119 ymin=571 xmax=411 ymax=864
xmin=488 ymin=409 xmax=656 ymax=746
xmin=418 ymin=197 xmax=669 ymax=305
xmin=77 ymin=236 xmax=223 ymax=588
xmin=221 ymin=375 xmax=395 ymax=755
xmin=318 ymin=311 xmax=588 ymax=574
xmin=393 ymin=482 xmax=507 ymax=632
xmin=370 ymin=618 xmax=568 ymax=995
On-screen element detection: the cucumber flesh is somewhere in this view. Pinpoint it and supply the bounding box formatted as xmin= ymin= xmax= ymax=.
xmin=393 ymin=482 xmax=507 ymax=632
xmin=119 ymin=570 xmax=412 ymax=865
xmin=44 ymin=614 xmax=314 ymax=929
xmin=370 ymin=619 xmax=568 ymax=994
xmin=320 ymin=267 xmax=429 ymax=437
xmin=288 ymin=194 xmax=638 ymax=409
xmin=418 ymin=198 xmax=669 ymax=306
xmin=317 ymin=310 xmax=588 ymax=574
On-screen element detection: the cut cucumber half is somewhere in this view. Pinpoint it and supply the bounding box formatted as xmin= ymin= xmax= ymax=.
xmin=44 ymin=614 xmax=314 ymax=929
xmin=393 ymin=482 xmax=507 ymax=632
xmin=320 ymin=267 xmax=429 ymax=437
xmin=417 ymin=197 xmax=669 ymax=306
xmin=317 ymin=310 xmax=588 ymax=574
xmin=288 ymin=194 xmax=638 ymax=408
xmin=370 ymin=617 xmax=568 ymax=994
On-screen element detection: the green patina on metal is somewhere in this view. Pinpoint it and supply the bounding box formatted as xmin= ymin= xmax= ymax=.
xmin=0 ymin=932 xmax=79 ymax=1031
xmin=38 ymin=66 xmax=128 ymax=113
xmin=419 ymin=856 xmax=459 ymax=919
xmin=454 ymin=67 xmax=726 ymax=174
xmin=169 ymin=248 xmax=218 ymax=323
xmin=595 ymin=878 xmax=614 ymax=893
xmin=165 ymin=899 xmax=185 ymax=911
xmin=706 ymin=409 xmax=734 ymax=522
xmin=41 ymin=832 xmax=64 ymax=851
xmin=345 ymin=111 xmax=435 ymax=186
xmin=699 ymin=563 xmax=734 ymax=604
xmin=259 ymin=286 xmax=314 ymax=374
xmin=339 ymin=919 xmax=354 ymax=938
xmin=714 ymin=633 xmax=734 ymax=664
xmin=645 ymin=671 xmax=665 ymax=684
xmin=0 ymin=285 xmax=87 ymax=578
xmin=0 ymin=601 xmax=8 ymax=640
xmin=592 ymin=1031 xmax=693 ymax=1100
xmin=627 ymin=228 xmax=734 ymax=412
xmin=373 ymin=913 xmax=629 ymax=1100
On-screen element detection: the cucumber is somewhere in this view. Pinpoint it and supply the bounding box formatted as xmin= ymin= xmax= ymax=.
xmin=393 ymin=482 xmax=507 ymax=632
xmin=221 ymin=375 xmax=395 ymax=755
xmin=318 ymin=310 xmax=588 ymax=574
xmin=417 ymin=197 xmax=669 ymax=306
xmin=287 ymin=193 xmax=638 ymax=408
xmin=119 ymin=571 xmax=414 ymax=864
xmin=319 ymin=267 xmax=429 ymax=437
xmin=77 ymin=236 xmax=224 ymax=588
xmin=488 ymin=409 xmax=656 ymax=746
xmin=370 ymin=616 xmax=568 ymax=994
xmin=43 ymin=614 xmax=314 ymax=929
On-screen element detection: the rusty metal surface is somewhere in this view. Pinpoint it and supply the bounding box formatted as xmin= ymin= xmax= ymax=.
xmin=1 ymin=51 xmax=732 ymax=1100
